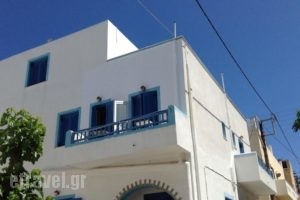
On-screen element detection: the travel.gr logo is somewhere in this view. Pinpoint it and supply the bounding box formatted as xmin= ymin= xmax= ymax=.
xmin=10 ymin=172 xmax=86 ymax=190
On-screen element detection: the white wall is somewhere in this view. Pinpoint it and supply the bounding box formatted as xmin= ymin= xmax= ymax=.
xmin=0 ymin=34 xmax=189 ymax=171
xmin=181 ymin=40 xmax=251 ymax=200
xmin=107 ymin=21 xmax=138 ymax=59
xmin=43 ymin=163 xmax=191 ymax=200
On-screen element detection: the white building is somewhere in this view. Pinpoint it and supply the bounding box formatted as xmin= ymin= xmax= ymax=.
xmin=0 ymin=20 xmax=278 ymax=200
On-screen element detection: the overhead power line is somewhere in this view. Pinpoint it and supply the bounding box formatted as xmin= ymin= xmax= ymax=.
xmin=193 ymin=0 xmax=299 ymax=167
xmin=194 ymin=0 xmax=273 ymax=114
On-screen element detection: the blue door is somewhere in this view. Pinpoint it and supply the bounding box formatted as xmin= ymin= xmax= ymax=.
xmin=91 ymin=101 xmax=113 ymax=127
xmin=58 ymin=110 xmax=79 ymax=147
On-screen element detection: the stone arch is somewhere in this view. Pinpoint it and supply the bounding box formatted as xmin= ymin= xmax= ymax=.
xmin=114 ymin=179 xmax=182 ymax=200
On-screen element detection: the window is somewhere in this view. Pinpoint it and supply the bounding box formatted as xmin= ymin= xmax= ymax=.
xmin=26 ymin=54 xmax=49 ymax=86
xmin=225 ymin=197 xmax=232 ymax=200
xmin=238 ymin=139 xmax=244 ymax=153
xmin=91 ymin=101 xmax=113 ymax=127
xmin=282 ymin=160 xmax=288 ymax=168
xmin=57 ymin=109 xmax=80 ymax=147
xmin=232 ymin=132 xmax=236 ymax=147
xmin=131 ymin=90 xmax=158 ymax=118
xmin=144 ymin=192 xmax=173 ymax=200
xmin=221 ymin=122 xmax=226 ymax=139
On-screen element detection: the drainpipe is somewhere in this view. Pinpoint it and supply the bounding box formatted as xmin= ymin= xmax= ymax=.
xmin=183 ymin=44 xmax=201 ymax=200
xmin=185 ymin=161 xmax=194 ymax=200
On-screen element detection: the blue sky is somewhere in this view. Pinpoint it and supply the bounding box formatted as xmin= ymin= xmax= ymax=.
xmin=1 ymin=0 xmax=300 ymax=173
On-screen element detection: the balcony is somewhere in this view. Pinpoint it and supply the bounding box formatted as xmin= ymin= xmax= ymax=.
xmin=276 ymin=179 xmax=298 ymax=200
xmin=66 ymin=108 xmax=171 ymax=145
xmin=59 ymin=105 xmax=192 ymax=169
xmin=234 ymin=152 xmax=277 ymax=195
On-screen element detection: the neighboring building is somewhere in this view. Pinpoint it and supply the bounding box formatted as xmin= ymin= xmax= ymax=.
xmin=0 ymin=20 xmax=280 ymax=199
xmin=247 ymin=117 xmax=299 ymax=200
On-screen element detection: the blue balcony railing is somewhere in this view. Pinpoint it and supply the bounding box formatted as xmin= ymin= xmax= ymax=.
xmin=65 ymin=105 xmax=175 ymax=147
xmin=257 ymin=156 xmax=275 ymax=178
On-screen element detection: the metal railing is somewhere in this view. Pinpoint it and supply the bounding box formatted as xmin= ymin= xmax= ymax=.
xmin=257 ymin=156 xmax=275 ymax=178
xmin=66 ymin=108 xmax=172 ymax=146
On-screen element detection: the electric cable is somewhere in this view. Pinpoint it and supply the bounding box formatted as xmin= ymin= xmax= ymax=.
xmin=193 ymin=0 xmax=300 ymax=168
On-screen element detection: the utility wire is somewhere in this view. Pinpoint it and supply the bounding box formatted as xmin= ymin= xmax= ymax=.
xmin=194 ymin=0 xmax=273 ymax=114
xmin=272 ymin=135 xmax=300 ymax=165
xmin=276 ymin=122 xmax=300 ymax=162
xmin=137 ymin=0 xmax=173 ymax=36
xmin=193 ymin=0 xmax=299 ymax=167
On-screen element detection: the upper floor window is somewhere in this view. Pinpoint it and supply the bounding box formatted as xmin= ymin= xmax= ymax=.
xmin=282 ymin=160 xmax=288 ymax=168
xmin=221 ymin=122 xmax=227 ymax=139
xmin=91 ymin=101 xmax=113 ymax=128
xmin=131 ymin=89 xmax=158 ymax=118
xmin=232 ymin=132 xmax=236 ymax=148
xmin=238 ymin=139 xmax=244 ymax=153
xmin=26 ymin=54 xmax=49 ymax=87
xmin=57 ymin=108 xmax=80 ymax=147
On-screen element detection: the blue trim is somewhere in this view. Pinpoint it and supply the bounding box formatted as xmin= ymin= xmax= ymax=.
xmin=128 ymin=86 xmax=160 ymax=118
xmin=89 ymin=98 xmax=112 ymax=128
xmin=55 ymin=194 xmax=75 ymax=200
xmin=25 ymin=53 xmax=50 ymax=87
xmin=55 ymin=107 xmax=81 ymax=147
xmin=65 ymin=105 xmax=175 ymax=148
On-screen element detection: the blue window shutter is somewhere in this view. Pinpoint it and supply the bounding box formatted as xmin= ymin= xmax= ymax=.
xmin=132 ymin=94 xmax=142 ymax=117
xmin=28 ymin=62 xmax=38 ymax=86
xmin=27 ymin=55 xmax=48 ymax=86
xmin=58 ymin=111 xmax=79 ymax=146
xmin=143 ymin=91 xmax=158 ymax=115
xmin=106 ymin=101 xmax=114 ymax=124
xmin=39 ymin=56 xmax=48 ymax=82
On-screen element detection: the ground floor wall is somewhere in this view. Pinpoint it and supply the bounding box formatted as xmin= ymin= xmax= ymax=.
xmin=42 ymin=163 xmax=191 ymax=200
xmin=42 ymin=160 xmax=245 ymax=200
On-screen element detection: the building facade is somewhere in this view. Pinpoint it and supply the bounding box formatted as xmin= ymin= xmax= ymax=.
xmin=0 ymin=20 xmax=287 ymax=200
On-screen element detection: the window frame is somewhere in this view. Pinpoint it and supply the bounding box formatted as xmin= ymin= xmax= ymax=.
xmin=56 ymin=107 xmax=81 ymax=147
xmin=25 ymin=53 xmax=50 ymax=87
xmin=128 ymin=86 xmax=160 ymax=118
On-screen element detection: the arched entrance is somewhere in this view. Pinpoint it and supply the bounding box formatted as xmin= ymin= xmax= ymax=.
xmin=115 ymin=179 xmax=181 ymax=200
